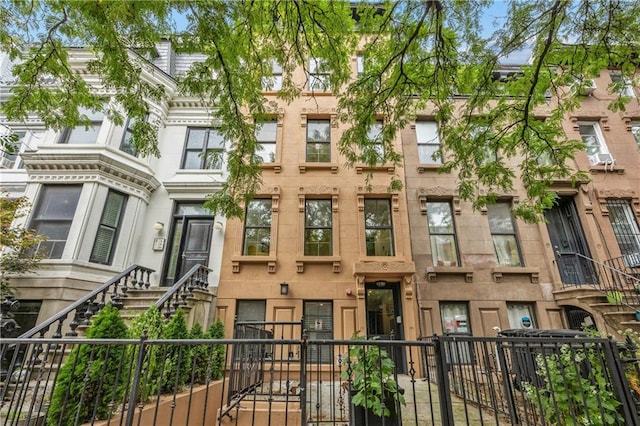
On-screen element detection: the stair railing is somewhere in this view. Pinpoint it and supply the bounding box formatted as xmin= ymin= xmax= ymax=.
xmin=155 ymin=264 xmax=211 ymax=319
xmin=560 ymin=252 xmax=640 ymax=310
xmin=18 ymin=264 xmax=154 ymax=339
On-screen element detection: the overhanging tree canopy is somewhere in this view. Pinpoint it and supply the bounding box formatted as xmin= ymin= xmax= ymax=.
xmin=1 ymin=0 xmax=638 ymax=221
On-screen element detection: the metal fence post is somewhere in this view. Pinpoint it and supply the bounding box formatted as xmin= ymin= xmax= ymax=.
xmin=299 ymin=327 xmax=308 ymax=426
xmin=602 ymin=337 xmax=639 ymax=425
xmin=432 ymin=335 xmax=454 ymax=425
xmin=125 ymin=332 xmax=147 ymax=426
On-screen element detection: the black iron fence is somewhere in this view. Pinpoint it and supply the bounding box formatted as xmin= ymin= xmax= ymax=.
xmin=0 ymin=334 xmax=638 ymax=425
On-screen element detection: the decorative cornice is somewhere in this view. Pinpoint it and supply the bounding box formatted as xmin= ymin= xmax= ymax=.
xmin=21 ymin=148 xmax=160 ymax=201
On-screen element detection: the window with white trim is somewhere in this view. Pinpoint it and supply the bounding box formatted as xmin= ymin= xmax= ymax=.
xmin=181 ymin=128 xmax=224 ymax=170
xmin=362 ymin=120 xmax=384 ymax=160
xmin=306 ymin=119 xmax=331 ymax=162
xmin=610 ymin=71 xmax=636 ymax=98
xmin=416 ymin=121 xmax=441 ymax=164
xmin=308 ymin=58 xmax=330 ymax=92
xmin=262 ymin=62 xmax=283 ymax=91
xmin=487 ymin=202 xmax=522 ymax=267
xmin=304 ymin=301 xmax=333 ymax=363
xmin=90 ymin=190 xmax=127 ymax=265
xmin=631 ymin=122 xmax=640 ymax=148
xmin=507 ymin=303 xmax=536 ymax=329
xmin=120 ymin=116 xmax=142 ymax=156
xmin=255 ymin=120 xmax=277 ymax=164
xmin=304 ymin=199 xmax=332 ymax=256
xmin=364 ymin=198 xmax=394 ymax=256
xmin=30 ymin=185 xmax=82 ymax=259
xmin=243 ymin=199 xmax=272 ymax=256
xmin=60 ymin=108 xmax=104 ymax=144
xmin=427 ymin=201 xmax=459 ymax=266
xmin=606 ymin=200 xmax=640 ymax=266
xmin=578 ymin=122 xmax=608 ymax=156
xmin=0 ymin=131 xmax=25 ymax=169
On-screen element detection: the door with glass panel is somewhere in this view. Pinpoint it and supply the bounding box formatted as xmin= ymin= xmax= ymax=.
xmin=365 ymin=282 xmax=405 ymax=373
xmin=544 ymin=197 xmax=596 ymax=284
xmin=163 ymin=203 xmax=214 ymax=286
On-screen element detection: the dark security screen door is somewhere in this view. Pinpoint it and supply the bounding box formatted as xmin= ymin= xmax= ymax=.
xmin=545 ymin=197 xmax=596 ymax=285
xmin=163 ymin=203 xmax=214 ymax=286
xmin=365 ymin=282 xmax=405 ymax=373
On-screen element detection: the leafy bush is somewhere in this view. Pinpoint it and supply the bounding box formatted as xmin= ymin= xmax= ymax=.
xmin=160 ymin=307 xmax=191 ymax=392
xmin=341 ymin=332 xmax=405 ymax=418
xmin=47 ymin=304 xmax=128 ymax=426
xmin=127 ymin=306 xmax=165 ymax=400
xmin=522 ymin=344 xmax=623 ymax=425
xmin=189 ymin=322 xmax=210 ymax=384
xmin=207 ymin=318 xmax=226 ymax=380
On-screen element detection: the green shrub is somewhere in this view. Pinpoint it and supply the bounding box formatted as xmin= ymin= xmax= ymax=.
xmin=127 ymin=306 xmax=165 ymax=400
xmin=189 ymin=322 xmax=209 ymax=384
xmin=47 ymin=304 xmax=128 ymax=426
xmin=522 ymin=344 xmax=623 ymax=425
xmin=160 ymin=307 xmax=191 ymax=392
xmin=207 ymin=319 xmax=226 ymax=380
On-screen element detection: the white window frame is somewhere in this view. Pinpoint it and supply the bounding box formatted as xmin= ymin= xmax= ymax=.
xmin=507 ymin=303 xmax=536 ymax=329
xmin=308 ymin=58 xmax=330 ymax=92
xmin=59 ymin=107 xmax=105 ymax=145
xmin=416 ymin=121 xmax=442 ymax=165
xmin=631 ymin=122 xmax=640 ymax=148
xmin=255 ymin=119 xmax=277 ymax=164
xmin=578 ymin=122 xmax=609 ymax=156
xmin=610 ymin=71 xmax=636 ymax=98
xmin=487 ymin=202 xmax=522 ymax=267
xmin=262 ymin=62 xmax=283 ymax=92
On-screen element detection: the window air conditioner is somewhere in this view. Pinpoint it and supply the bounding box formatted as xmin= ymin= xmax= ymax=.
xmin=588 ymin=153 xmax=615 ymax=167
xmin=574 ymin=79 xmax=597 ymax=96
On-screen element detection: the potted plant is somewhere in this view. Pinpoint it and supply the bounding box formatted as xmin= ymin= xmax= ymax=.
xmin=606 ymin=290 xmax=623 ymax=305
xmin=341 ymin=333 xmax=405 ymax=426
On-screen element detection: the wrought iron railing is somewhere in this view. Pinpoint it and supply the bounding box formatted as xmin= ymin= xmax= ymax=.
xmin=0 ymin=334 xmax=638 ymax=426
xmin=19 ymin=265 xmax=155 ymax=339
xmin=155 ymin=264 xmax=211 ymax=319
xmin=559 ymin=252 xmax=640 ymax=311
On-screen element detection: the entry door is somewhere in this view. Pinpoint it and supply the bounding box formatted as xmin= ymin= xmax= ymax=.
xmin=545 ymin=197 xmax=596 ymax=284
xmin=365 ymin=282 xmax=405 ymax=373
xmin=164 ymin=216 xmax=214 ymax=286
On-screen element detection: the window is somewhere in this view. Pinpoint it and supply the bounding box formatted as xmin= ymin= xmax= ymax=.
xmin=632 ymin=122 xmax=640 ymax=148
xmin=60 ymin=108 xmax=104 ymax=144
xmin=243 ymin=199 xmax=272 ymax=256
xmin=356 ymin=55 xmax=364 ymax=76
xmin=255 ymin=120 xmax=277 ymax=164
xmin=487 ymin=202 xmax=522 ymax=267
xmin=304 ymin=199 xmax=332 ymax=256
xmin=182 ymin=128 xmax=224 ymax=169
xmin=0 ymin=131 xmax=25 ymax=169
xmin=610 ymin=71 xmax=636 ymax=98
xmin=507 ymin=303 xmax=536 ymax=329
xmin=308 ymin=58 xmax=330 ymax=91
xmin=607 ymin=200 xmax=640 ymax=266
xmin=262 ymin=62 xmax=283 ymax=91
xmin=364 ymin=199 xmax=394 ymax=256
xmin=90 ymin=190 xmax=127 ymax=265
xmin=306 ymin=120 xmax=331 ymax=162
xmin=440 ymin=302 xmax=473 ymax=364
xmin=119 ymin=117 xmax=139 ymax=156
xmin=416 ymin=121 xmax=441 ymax=164
xmin=304 ymin=301 xmax=333 ymax=363
xmin=237 ymin=300 xmax=266 ymax=323
xmin=440 ymin=302 xmax=470 ymax=334
xmin=12 ymin=300 xmax=42 ymax=333
xmin=30 ymin=185 xmax=82 ymax=259
xmin=363 ymin=121 xmax=384 ymax=160
xmin=578 ymin=122 xmax=608 ymax=156
xmin=427 ymin=202 xmax=459 ymax=266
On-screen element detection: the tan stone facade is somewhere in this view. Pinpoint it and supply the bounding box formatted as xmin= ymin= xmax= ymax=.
xmin=217 ymin=65 xmax=640 ymax=342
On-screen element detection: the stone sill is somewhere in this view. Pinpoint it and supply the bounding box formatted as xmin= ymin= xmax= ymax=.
xmin=296 ymin=256 xmax=342 ymax=273
xmin=259 ymin=163 xmax=281 ymax=173
xmin=355 ymin=164 xmax=395 ymax=174
xmin=299 ymin=163 xmax=339 ymax=173
xmin=491 ymin=267 xmax=540 ymax=283
xmin=417 ymin=164 xmax=444 ymax=173
xmin=231 ymin=256 xmax=277 ymax=273
xmin=426 ymin=267 xmax=474 ymax=283
xmin=589 ymin=165 xmax=624 ymax=175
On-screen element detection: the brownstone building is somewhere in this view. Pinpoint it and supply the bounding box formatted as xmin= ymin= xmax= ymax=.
xmin=215 ymin=62 xmax=640 ymax=348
